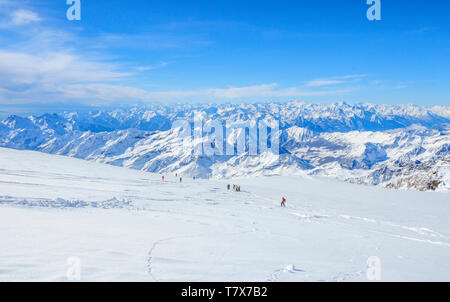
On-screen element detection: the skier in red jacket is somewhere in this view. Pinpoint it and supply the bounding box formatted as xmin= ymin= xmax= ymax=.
xmin=281 ymin=197 xmax=286 ymax=207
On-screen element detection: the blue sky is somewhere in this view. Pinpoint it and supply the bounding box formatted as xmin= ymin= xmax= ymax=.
xmin=0 ymin=0 xmax=449 ymax=115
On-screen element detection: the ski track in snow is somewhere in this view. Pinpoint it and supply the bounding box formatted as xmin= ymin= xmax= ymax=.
xmin=147 ymin=236 xmax=180 ymax=282
xmin=266 ymin=265 xmax=306 ymax=282
xmin=0 ymin=196 xmax=133 ymax=209
xmin=248 ymin=187 xmax=450 ymax=251
xmin=338 ymin=214 xmax=450 ymax=246
xmin=0 ymin=147 xmax=449 ymax=281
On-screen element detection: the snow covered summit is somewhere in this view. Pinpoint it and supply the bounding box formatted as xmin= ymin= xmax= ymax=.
xmin=0 ymin=102 xmax=449 ymax=191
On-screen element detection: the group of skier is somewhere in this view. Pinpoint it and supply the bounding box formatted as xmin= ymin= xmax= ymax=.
xmin=227 ymin=184 xmax=287 ymax=206
xmin=163 ymin=175 xmax=287 ymax=207
xmin=174 ymin=173 xmax=182 ymax=183
xmin=162 ymin=174 xmax=196 ymax=183
xmin=227 ymin=184 xmax=241 ymax=192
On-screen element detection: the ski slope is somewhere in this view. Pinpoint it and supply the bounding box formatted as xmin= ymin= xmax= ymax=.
xmin=0 ymin=147 xmax=449 ymax=281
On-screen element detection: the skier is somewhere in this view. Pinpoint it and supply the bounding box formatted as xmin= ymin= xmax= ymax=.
xmin=281 ymin=197 xmax=286 ymax=207
xmin=180 ymin=177 xmax=182 ymax=183
xmin=227 ymin=184 xmax=231 ymax=190
xmin=162 ymin=176 xmax=165 ymax=181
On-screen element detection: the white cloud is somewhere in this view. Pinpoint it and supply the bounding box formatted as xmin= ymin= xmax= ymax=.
xmin=395 ymin=83 xmax=408 ymax=89
xmin=59 ymin=83 xmax=350 ymax=102
xmin=11 ymin=9 xmax=41 ymax=25
xmin=0 ymin=50 xmax=130 ymax=86
xmin=0 ymin=47 xmax=351 ymax=103
xmin=63 ymin=84 xmax=149 ymax=101
xmin=0 ymin=0 xmax=13 ymax=7
xmin=0 ymin=50 xmax=133 ymax=103
xmin=88 ymin=33 xmax=213 ymax=50
xmin=306 ymin=74 xmax=368 ymax=87
xmin=306 ymin=79 xmax=345 ymax=87
xmin=136 ymin=62 xmax=172 ymax=71
xmin=0 ymin=4 xmax=355 ymax=105
xmin=209 ymin=84 xmax=347 ymax=98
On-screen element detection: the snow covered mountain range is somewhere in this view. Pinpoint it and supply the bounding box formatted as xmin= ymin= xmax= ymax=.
xmin=2 ymin=147 xmax=449 ymax=281
xmin=1 ymin=101 xmax=449 ymax=191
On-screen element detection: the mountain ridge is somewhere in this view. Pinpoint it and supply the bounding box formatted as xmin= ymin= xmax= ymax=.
xmin=1 ymin=101 xmax=449 ymax=191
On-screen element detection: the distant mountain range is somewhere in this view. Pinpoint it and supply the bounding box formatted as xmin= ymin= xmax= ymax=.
xmin=1 ymin=101 xmax=449 ymax=191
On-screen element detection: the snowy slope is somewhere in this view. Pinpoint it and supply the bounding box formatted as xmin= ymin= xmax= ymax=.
xmin=1 ymin=147 xmax=449 ymax=281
